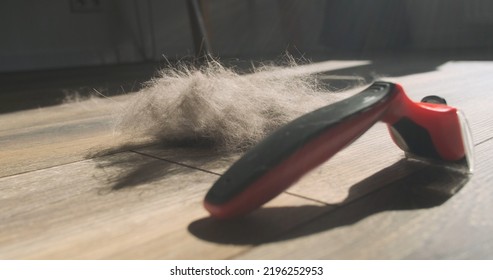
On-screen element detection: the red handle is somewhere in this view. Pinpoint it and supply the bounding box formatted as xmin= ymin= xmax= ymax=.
xmin=204 ymin=82 xmax=468 ymax=219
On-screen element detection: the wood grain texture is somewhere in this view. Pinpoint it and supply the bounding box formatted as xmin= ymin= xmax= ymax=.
xmin=0 ymin=97 xmax=123 ymax=177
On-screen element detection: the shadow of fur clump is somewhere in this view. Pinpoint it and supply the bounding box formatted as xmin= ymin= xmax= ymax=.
xmin=115 ymin=59 xmax=340 ymax=152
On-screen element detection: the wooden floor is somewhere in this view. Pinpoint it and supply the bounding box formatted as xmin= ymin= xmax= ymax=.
xmin=1 ymin=55 xmax=493 ymax=259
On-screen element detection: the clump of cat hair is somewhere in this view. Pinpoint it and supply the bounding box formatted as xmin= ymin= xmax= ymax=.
xmin=115 ymin=58 xmax=340 ymax=152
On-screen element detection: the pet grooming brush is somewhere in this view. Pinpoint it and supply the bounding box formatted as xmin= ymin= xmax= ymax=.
xmin=204 ymin=82 xmax=474 ymax=219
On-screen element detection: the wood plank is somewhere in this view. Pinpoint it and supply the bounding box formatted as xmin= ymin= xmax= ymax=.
xmin=0 ymin=151 xmax=325 ymax=259
xmin=0 ymin=96 xmax=131 ymax=177
xmin=0 ymin=88 xmax=138 ymax=134
xmin=0 ymin=116 xmax=114 ymax=177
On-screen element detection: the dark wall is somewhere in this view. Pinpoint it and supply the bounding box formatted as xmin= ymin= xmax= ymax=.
xmin=1 ymin=0 xmax=493 ymax=72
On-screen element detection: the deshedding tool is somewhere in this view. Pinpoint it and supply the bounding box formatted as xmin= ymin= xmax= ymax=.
xmin=204 ymin=82 xmax=474 ymax=219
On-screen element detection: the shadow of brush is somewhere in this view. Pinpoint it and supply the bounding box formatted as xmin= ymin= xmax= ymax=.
xmin=188 ymin=159 xmax=471 ymax=245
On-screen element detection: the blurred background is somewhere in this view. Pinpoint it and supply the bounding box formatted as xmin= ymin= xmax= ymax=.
xmin=2 ymin=0 xmax=493 ymax=72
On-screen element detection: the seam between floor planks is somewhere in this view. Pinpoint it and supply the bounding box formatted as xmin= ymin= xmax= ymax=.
xmin=130 ymin=150 xmax=222 ymax=176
